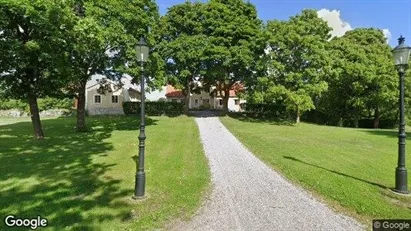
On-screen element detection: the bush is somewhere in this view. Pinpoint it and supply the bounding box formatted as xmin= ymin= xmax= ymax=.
xmin=37 ymin=97 xmax=73 ymax=111
xmin=241 ymin=103 xmax=291 ymax=119
xmin=123 ymin=101 xmax=184 ymax=116
xmin=302 ymin=109 xmax=397 ymax=129
xmin=0 ymin=97 xmax=73 ymax=112
xmin=0 ymin=99 xmax=28 ymax=111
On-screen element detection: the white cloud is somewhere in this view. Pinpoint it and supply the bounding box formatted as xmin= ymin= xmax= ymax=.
xmin=317 ymin=9 xmax=352 ymax=38
xmin=382 ymin=28 xmax=391 ymax=43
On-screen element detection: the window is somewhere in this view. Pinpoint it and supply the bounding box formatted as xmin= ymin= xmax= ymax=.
xmin=219 ymin=99 xmax=223 ymax=106
xmin=235 ymin=99 xmax=240 ymax=105
xmin=203 ymin=99 xmax=209 ymax=104
xmin=94 ymin=95 xmax=101 ymax=104
xmin=112 ymin=95 xmax=119 ymax=103
xmin=195 ymin=99 xmax=199 ymax=105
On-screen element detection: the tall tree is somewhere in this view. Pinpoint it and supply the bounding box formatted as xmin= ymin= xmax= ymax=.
xmin=65 ymin=0 xmax=161 ymax=132
xmin=322 ymin=28 xmax=398 ymax=128
xmin=157 ymin=1 xmax=207 ymax=114
xmin=202 ymin=0 xmax=265 ymax=114
xmin=255 ymin=9 xmax=332 ymax=123
xmin=0 ymin=0 xmax=72 ymax=139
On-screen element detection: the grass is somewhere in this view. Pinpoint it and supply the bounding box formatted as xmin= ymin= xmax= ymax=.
xmin=0 ymin=116 xmax=210 ymax=230
xmin=220 ymin=115 xmax=411 ymax=225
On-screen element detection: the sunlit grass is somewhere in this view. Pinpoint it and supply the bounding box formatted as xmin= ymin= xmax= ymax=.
xmin=0 ymin=116 xmax=210 ymax=230
xmin=221 ymin=115 xmax=411 ymax=225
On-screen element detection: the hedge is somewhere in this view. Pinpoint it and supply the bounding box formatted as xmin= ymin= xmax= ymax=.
xmin=0 ymin=97 xmax=73 ymax=112
xmin=240 ymin=103 xmax=291 ymax=119
xmin=123 ymin=101 xmax=184 ymax=116
xmin=301 ymin=109 xmax=397 ymax=129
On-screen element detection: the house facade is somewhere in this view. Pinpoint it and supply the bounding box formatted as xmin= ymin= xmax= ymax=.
xmin=165 ymin=84 xmax=246 ymax=112
xmin=85 ymin=75 xmax=140 ymax=115
xmin=83 ymin=75 xmax=246 ymax=114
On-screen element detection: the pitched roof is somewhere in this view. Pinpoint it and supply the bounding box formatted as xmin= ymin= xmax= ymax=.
xmin=215 ymin=82 xmax=244 ymax=97
xmin=165 ymin=82 xmax=244 ymax=98
xmin=165 ymin=85 xmax=184 ymax=97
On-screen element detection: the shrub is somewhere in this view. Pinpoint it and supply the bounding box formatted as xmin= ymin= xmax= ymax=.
xmin=37 ymin=97 xmax=73 ymax=111
xmin=241 ymin=103 xmax=291 ymax=119
xmin=0 ymin=99 xmax=28 ymax=111
xmin=302 ymin=109 xmax=397 ymax=129
xmin=0 ymin=97 xmax=73 ymax=112
xmin=123 ymin=101 xmax=184 ymax=116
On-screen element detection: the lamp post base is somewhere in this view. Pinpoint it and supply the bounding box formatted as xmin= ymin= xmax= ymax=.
xmin=134 ymin=172 xmax=146 ymax=198
xmin=394 ymin=167 xmax=409 ymax=194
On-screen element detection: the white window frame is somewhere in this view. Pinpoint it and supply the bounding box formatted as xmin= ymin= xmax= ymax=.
xmin=234 ymin=99 xmax=240 ymax=105
xmin=94 ymin=94 xmax=102 ymax=104
xmin=112 ymin=95 xmax=119 ymax=104
xmin=219 ymin=99 xmax=223 ymax=106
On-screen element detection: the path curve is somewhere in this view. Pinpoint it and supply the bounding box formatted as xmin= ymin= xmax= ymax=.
xmin=173 ymin=114 xmax=364 ymax=231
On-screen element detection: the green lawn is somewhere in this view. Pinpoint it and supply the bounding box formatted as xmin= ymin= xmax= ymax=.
xmin=0 ymin=116 xmax=210 ymax=230
xmin=220 ymin=115 xmax=411 ymax=224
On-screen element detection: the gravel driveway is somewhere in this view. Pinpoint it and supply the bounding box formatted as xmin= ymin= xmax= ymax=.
xmin=173 ymin=114 xmax=365 ymax=231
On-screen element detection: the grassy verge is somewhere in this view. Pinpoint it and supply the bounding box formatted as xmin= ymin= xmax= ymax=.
xmin=0 ymin=116 xmax=210 ymax=230
xmin=220 ymin=115 xmax=411 ymax=225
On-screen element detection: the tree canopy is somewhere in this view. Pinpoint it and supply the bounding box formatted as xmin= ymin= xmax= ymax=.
xmin=319 ymin=28 xmax=398 ymax=127
xmin=0 ymin=0 xmax=73 ymax=138
xmin=248 ymin=9 xmax=332 ymax=122
xmin=157 ymin=1 xmax=207 ymax=114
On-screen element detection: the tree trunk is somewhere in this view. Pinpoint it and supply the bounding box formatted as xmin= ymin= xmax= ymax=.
xmin=222 ymin=88 xmax=229 ymax=115
xmin=373 ymin=106 xmax=380 ymax=129
xmin=76 ymin=81 xmax=87 ymax=132
xmin=28 ymin=94 xmax=44 ymax=139
xmin=296 ymin=108 xmax=300 ymax=123
xmin=184 ymin=80 xmax=190 ymax=115
xmin=354 ymin=111 xmax=359 ymax=128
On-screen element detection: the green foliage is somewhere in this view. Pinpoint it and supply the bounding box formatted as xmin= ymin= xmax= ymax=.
xmin=319 ymin=28 xmax=398 ymax=127
xmin=37 ymin=97 xmax=73 ymax=111
xmin=156 ymin=1 xmax=207 ymax=111
xmin=241 ymin=103 xmax=290 ymax=119
xmin=249 ymin=9 xmax=332 ymax=121
xmin=122 ymin=101 xmax=184 ymax=116
xmin=0 ymin=97 xmax=73 ymax=112
xmin=302 ymin=110 xmax=397 ymax=128
xmin=0 ymin=0 xmax=72 ymax=99
xmin=201 ymin=0 xmax=266 ymax=112
xmin=0 ymin=99 xmax=27 ymax=111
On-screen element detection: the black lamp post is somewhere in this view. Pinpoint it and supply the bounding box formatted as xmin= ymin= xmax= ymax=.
xmin=134 ymin=37 xmax=149 ymax=198
xmin=392 ymin=35 xmax=411 ymax=194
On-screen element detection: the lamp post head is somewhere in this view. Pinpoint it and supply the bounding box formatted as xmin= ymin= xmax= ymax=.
xmin=392 ymin=35 xmax=411 ymax=71
xmin=136 ymin=37 xmax=149 ymax=63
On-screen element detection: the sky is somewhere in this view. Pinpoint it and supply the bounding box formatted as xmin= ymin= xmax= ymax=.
xmin=157 ymin=0 xmax=411 ymax=48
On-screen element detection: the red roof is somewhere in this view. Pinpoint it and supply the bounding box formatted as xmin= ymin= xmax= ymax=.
xmin=165 ymin=85 xmax=184 ymax=97
xmin=215 ymin=82 xmax=244 ymax=97
xmin=165 ymin=83 xmax=244 ymax=98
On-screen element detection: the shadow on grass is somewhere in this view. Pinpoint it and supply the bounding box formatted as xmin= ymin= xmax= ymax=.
xmin=0 ymin=116 xmax=158 ymax=230
xmin=283 ymin=156 xmax=388 ymax=190
xmin=227 ymin=113 xmax=295 ymax=126
xmin=360 ymin=129 xmax=411 ymax=140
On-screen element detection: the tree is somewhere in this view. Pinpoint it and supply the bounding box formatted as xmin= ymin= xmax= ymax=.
xmin=202 ymin=0 xmax=265 ymax=114
xmin=65 ymin=0 xmax=161 ymax=132
xmin=250 ymin=9 xmax=332 ymax=123
xmin=157 ymin=1 xmax=207 ymax=114
xmin=0 ymin=0 xmax=72 ymax=139
xmin=322 ymin=28 xmax=398 ymax=128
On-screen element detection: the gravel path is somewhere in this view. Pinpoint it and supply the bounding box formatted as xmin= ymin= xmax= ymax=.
xmin=173 ymin=114 xmax=365 ymax=231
